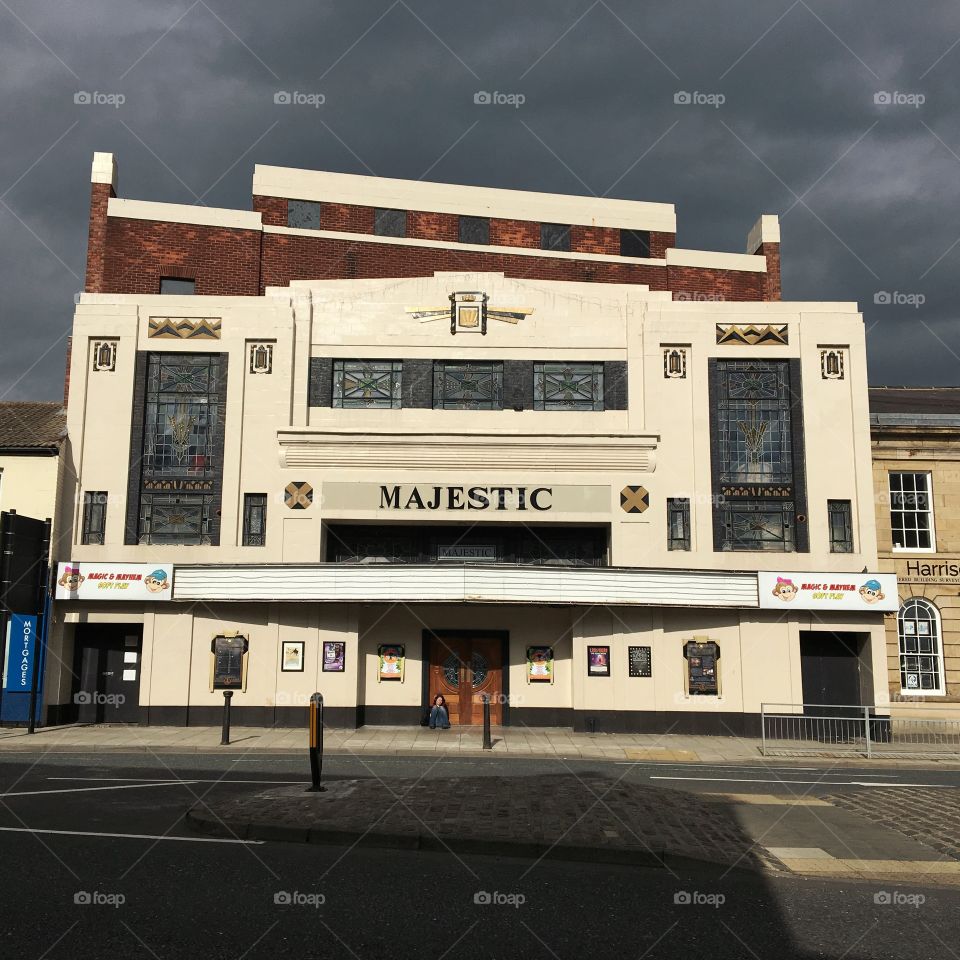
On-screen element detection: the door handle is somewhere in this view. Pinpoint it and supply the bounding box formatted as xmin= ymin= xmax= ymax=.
xmin=102 ymin=671 xmax=114 ymax=677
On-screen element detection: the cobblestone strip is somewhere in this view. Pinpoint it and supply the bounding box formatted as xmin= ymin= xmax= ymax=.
xmin=190 ymin=775 xmax=782 ymax=870
xmin=824 ymin=788 xmax=960 ymax=860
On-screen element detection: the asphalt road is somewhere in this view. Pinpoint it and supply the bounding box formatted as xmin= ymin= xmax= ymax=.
xmin=0 ymin=752 xmax=957 ymax=959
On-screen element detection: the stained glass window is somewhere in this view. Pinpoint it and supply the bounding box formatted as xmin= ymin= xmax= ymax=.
xmin=533 ymin=362 xmax=604 ymax=411
xmin=828 ymin=500 xmax=853 ymax=553
xmin=143 ymin=355 xmax=222 ymax=479
xmin=137 ymin=353 xmax=224 ymax=545
xmin=433 ymin=362 xmax=503 ymax=410
xmin=242 ymin=494 xmax=267 ymax=547
xmin=82 ymin=491 xmax=108 ymax=545
xmin=138 ymin=493 xmax=214 ymax=545
xmin=333 ymin=360 xmax=402 ymax=408
xmin=719 ymin=500 xmax=796 ymax=552
xmin=667 ymin=498 xmax=691 ymax=551
xmin=715 ymin=361 xmax=793 ymax=484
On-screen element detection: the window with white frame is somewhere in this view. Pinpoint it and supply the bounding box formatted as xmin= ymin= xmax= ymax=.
xmin=898 ymin=598 xmax=945 ymax=694
xmin=889 ymin=472 xmax=935 ymax=551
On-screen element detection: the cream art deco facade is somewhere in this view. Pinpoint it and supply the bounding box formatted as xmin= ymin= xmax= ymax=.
xmin=44 ymin=153 xmax=896 ymax=731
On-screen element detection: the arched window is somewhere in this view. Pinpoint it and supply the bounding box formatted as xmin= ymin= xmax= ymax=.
xmin=898 ymin=598 xmax=944 ymax=695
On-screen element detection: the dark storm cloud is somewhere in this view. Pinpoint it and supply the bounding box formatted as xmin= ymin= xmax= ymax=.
xmin=1 ymin=0 xmax=959 ymax=398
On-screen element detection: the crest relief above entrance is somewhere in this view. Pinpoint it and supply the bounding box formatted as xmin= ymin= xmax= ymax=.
xmin=406 ymin=290 xmax=533 ymax=335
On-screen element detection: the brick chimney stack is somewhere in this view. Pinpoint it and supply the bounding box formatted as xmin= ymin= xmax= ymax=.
xmin=747 ymin=214 xmax=781 ymax=301
xmin=84 ymin=152 xmax=116 ymax=293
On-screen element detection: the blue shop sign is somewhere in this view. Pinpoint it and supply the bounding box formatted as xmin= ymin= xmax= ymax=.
xmin=4 ymin=614 xmax=37 ymax=692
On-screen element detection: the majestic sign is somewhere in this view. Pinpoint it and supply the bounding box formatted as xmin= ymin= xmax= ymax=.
xmin=380 ymin=485 xmax=553 ymax=512
xmin=321 ymin=482 xmax=610 ymax=514
xmin=437 ymin=544 xmax=497 ymax=561
xmin=55 ymin=563 xmax=173 ymax=601
xmin=758 ymin=572 xmax=899 ymax=612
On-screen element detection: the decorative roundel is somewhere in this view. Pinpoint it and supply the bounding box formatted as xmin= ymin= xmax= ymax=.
xmin=285 ymin=481 xmax=313 ymax=510
xmin=620 ymin=485 xmax=650 ymax=514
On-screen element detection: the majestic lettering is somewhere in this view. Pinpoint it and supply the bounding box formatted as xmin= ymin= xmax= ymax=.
xmin=378 ymin=485 xmax=553 ymax=512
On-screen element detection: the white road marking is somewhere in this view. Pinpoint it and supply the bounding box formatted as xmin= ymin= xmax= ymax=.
xmin=0 ymin=825 xmax=262 ymax=844
xmin=616 ymin=763 xmax=821 ymax=771
xmin=0 ymin=781 xmax=200 ymax=798
xmin=47 ymin=777 xmax=305 ymax=785
xmin=649 ymin=775 xmax=952 ymax=788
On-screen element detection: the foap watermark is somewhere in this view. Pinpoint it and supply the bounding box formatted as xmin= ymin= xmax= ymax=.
xmin=675 ymin=290 xmax=726 ymax=302
xmin=74 ymin=691 xmax=125 ymax=706
xmin=274 ymin=91 xmax=325 ymax=108
xmin=674 ymin=890 xmax=725 ymax=908
xmin=274 ymin=890 xmax=325 ymax=908
xmin=74 ymin=891 xmax=125 ymax=908
xmin=874 ymin=91 xmax=925 ymax=108
xmin=474 ymin=890 xmax=525 ymax=908
xmin=874 ymin=890 xmax=925 ymax=908
xmin=474 ymin=90 xmax=525 ymax=108
xmin=74 ymin=91 xmax=125 ymax=108
xmin=674 ymin=91 xmax=725 ymax=108
xmin=471 ymin=692 xmax=524 ymax=706
xmin=874 ymin=290 xmax=925 ymax=308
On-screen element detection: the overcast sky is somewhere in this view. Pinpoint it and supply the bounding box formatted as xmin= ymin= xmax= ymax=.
xmin=1 ymin=0 xmax=958 ymax=400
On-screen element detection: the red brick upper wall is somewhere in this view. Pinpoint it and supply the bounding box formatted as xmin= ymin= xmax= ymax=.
xmin=87 ymin=183 xmax=775 ymax=302
xmin=251 ymin=195 xmax=678 ymax=260
xmin=100 ymin=217 xmax=261 ymax=296
xmin=260 ymin=232 xmax=669 ymax=291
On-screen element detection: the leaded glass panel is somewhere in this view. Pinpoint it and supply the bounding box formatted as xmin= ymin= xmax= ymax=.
xmin=143 ymin=355 xmax=222 ymax=480
xmin=433 ymin=362 xmax=503 ymax=410
xmin=715 ymin=361 xmax=793 ymax=484
xmin=138 ymin=493 xmax=213 ymax=545
xmin=828 ymin=499 xmax=853 ymax=553
xmin=332 ymin=360 xmax=402 ymax=408
xmin=533 ymin=362 xmax=604 ymax=411
xmin=136 ymin=353 xmax=224 ymax=544
xmin=719 ymin=500 xmax=796 ymax=552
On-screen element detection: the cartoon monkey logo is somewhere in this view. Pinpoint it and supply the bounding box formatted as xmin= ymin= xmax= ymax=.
xmin=859 ymin=579 xmax=885 ymax=604
xmin=144 ymin=569 xmax=169 ymax=594
xmin=771 ymin=577 xmax=798 ymax=602
xmin=58 ymin=565 xmax=85 ymax=592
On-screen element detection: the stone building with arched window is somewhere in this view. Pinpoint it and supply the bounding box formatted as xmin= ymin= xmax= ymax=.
xmin=871 ymin=387 xmax=960 ymax=712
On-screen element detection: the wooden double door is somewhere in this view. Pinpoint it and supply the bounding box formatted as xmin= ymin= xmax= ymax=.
xmin=428 ymin=634 xmax=503 ymax=725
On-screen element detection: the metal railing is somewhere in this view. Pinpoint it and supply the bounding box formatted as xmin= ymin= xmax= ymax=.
xmin=761 ymin=703 xmax=960 ymax=759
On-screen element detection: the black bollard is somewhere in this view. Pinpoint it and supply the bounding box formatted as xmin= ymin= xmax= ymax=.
xmin=482 ymin=694 xmax=492 ymax=751
xmin=307 ymin=692 xmax=325 ymax=791
xmin=220 ymin=691 xmax=233 ymax=745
